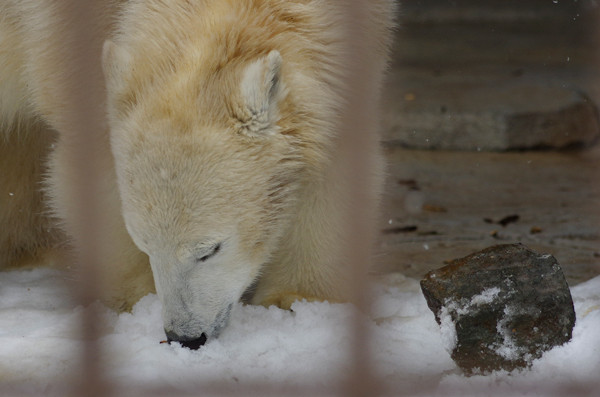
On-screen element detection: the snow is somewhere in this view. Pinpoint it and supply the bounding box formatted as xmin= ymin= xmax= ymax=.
xmin=444 ymin=286 xmax=504 ymax=316
xmin=436 ymin=286 xmax=504 ymax=354
xmin=438 ymin=306 xmax=457 ymax=353
xmin=438 ymin=286 xmax=534 ymax=363
xmin=495 ymin=304 xmax=530 ymax=362
xmin=1 ymin=269 xmax=599 ymax=396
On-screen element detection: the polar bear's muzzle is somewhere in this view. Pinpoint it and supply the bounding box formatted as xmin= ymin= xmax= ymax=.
xmin=163 ymin=301 xmax=233 ymax=350
xmin=148 ymin=235 xmax=256 ymax=350
xmin=165 ymin=330 xmax=208 ymax=350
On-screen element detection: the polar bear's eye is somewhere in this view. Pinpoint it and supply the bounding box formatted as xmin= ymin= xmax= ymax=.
xmin=196 ymin=243 xmax=221 ymax=263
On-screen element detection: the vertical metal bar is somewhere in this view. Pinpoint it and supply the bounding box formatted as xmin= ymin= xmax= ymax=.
xmin=52 ymin=1 xmax=110 ymax=396
xmin=336 ymin=1 xmax=381 ymax=396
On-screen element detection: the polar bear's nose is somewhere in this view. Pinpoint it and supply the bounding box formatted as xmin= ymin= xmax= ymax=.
xmin=165 ymin=330 xmax=207 ymax=350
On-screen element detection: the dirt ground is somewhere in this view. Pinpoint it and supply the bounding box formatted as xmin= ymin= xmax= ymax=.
xmin=375 ymin=145 xmax=600 ymax=286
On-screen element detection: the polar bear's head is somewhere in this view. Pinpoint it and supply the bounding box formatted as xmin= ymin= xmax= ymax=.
xmin=102 ymin=42 xmax=303 ymax=348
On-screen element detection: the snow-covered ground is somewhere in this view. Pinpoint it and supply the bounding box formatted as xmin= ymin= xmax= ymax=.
xmin=0 ymin=268 xmax=598 ymax=396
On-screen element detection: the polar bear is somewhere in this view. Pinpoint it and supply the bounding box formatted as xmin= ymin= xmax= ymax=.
xmin=0 ymin=0 xmax=395 ymax=348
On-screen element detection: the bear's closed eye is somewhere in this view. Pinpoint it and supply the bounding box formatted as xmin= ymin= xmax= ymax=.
xmin=197 ymin=243 xmax=221 ymax=263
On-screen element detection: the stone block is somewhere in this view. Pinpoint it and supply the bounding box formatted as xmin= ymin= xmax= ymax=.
xmin=382 ymin=81 xmax=600 ymax=151
xmin=420 ymin=244 xmax=576 ymax=374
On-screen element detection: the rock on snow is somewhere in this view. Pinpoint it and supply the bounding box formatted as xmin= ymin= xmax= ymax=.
xmin=420 ymin=244 xmax=576 ymax=374
xmin=0 ymin=268 xmax=598 ymax=396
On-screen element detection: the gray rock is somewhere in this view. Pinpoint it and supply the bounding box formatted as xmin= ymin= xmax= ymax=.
xmin=420 ymin=244 xmax=576 ymax=374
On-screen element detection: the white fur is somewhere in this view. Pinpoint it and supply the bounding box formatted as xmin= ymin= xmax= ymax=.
xmin=0 ymin=0 xmax=396 ymax=343
xmin=239 ymin=50 xmax=286 ymax=136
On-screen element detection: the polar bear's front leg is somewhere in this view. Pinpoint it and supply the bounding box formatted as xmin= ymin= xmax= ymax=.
xmin=47 ymin=134 xmax=154 ymax=312
xmin=251 ymin=178 xmax=355 ymax=309
xmin=93 ymin=225 xmax=155 ymax=312
xmin=252 ymin=132 xmax=384 ymax=310
xmin=257 ymin=292 xmax=328 ymax=311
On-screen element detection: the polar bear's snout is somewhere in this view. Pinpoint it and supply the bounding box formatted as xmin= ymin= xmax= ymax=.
xmin=165 ymin=330 xmax=208 ymax=350
xmin=162 ymin=300 xmax=234 ymax=350
xmin=164 ymin=299 xmax=231 ymax=349
xmin=146 ymin=236 xmax=256 ymax=350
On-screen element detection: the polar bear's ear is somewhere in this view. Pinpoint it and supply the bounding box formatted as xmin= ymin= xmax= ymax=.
xmin=102 ymin=40 xmax=132 ymax=91
xmin=239 ymin=50 xmax=287 ymax=135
